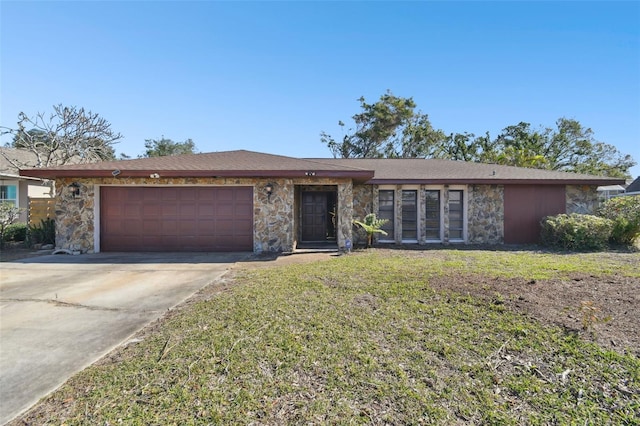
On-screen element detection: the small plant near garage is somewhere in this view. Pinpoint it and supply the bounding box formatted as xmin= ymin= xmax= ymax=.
xmin=353 ymin=213 xmax=389 ymax=247
xmin=28 ymin=218 xmax=55 ymax=246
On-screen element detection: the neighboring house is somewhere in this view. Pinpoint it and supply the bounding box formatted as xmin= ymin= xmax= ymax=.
xmin=597 ymin=184 xmax=626 ymax=201
xmin=0 ymin=147 xmax=52 ymax=223
xmin=20 ymin=150 xmax=624 ymax=253
xmin=623 ymin=176 xmax=640 ymax=196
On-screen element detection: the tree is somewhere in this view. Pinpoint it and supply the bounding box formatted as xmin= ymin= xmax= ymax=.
xmin=438 ymin=132 xmax=480 ymax=162
xmin=394 ymin=113 xmax=447 ymax=159
xmin=143 ymin=137 xmax=197 ymax=157
xmin=321 ymin=91 xmax=445 ymax=158
xmin=0 ymin=104 xmax=121 ymax=169
xmin=570 ymin=142 xmax=635 ymax=179
xmin=492 ymin=118 xmax=635 ymax=177
xmin=321 ymin=92 xmax=635 ymax=178
xmin=439 ymin=119 xmax=634 ymax=177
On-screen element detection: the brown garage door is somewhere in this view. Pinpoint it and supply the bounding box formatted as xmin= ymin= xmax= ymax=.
xmin=504 ymin=185 xmax=566 ymax=244
xmin=100 ymin=186 xmax=253 ymax=252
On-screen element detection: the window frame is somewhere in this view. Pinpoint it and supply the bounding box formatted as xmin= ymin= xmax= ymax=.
xmin=424 ymin=188 xmax=442 ymax=242
xmin=377 ymin=188 xmax=395 ymax=243
xmin=374 ymin=185 xmax=467 ymax=245
xmin=401 ymin=188 xmax=419 ymax=243
xmin=0 ymin=183 xmax=18 ymax=206
xmin=447 ymin=187 xmax=467 ymax=242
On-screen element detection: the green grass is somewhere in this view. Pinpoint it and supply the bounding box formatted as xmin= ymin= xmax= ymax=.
xmin=25 ymin=250 xmax=639 ymax=425
xmin=387 ymin=249 xmax=640 ymax=280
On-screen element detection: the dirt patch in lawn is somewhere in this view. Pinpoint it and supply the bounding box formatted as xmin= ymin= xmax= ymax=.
xmin=236 ymin=249 xmax=640 ymax=355
xmin=425 ymin=273 xmax=639 ymax=355
xmin=235 ymin=249 xmax=640 ymax=355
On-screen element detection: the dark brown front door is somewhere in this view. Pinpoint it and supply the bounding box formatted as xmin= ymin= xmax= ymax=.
xmin=100 ymin=186 xmax=253 ymax=252
xmin=504 ymin=185 xmax=566 ymax=244
xmin=301 ymin=191 xmax=334 ymax=242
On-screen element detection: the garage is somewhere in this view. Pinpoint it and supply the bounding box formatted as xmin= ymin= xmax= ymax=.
xmin=100 ymin=186 xmax=253 ymax=252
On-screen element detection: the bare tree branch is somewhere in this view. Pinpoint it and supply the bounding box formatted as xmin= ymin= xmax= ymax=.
xmin=3 ymin=104 xmax=122 ymax=169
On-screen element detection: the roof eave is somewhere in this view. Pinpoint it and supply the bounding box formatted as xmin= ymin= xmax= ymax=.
xmin=367 ymin=178 xmax=626 ymax=185
xmin=20 ymin=169 xmax=375 ymax=181
xmin=1 ymin=172 xmax=44 ymax=181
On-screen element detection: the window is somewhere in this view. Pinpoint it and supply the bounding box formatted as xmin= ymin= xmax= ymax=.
xmin=378 ymin=190 xmax=394 ymax=241
xmin=402 ymin=190 xmax=417 ymax=241
xmin=425 ymin=190 xmax=441 ymax=240
xmin=448 ymin=190 xmax=464 ymax=240
xmin=0 ymin=185 xmax=17 ymax=205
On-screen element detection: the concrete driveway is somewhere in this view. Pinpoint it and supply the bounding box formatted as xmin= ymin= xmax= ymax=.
xmin=0 ymin=252 xmax=248 ymax=425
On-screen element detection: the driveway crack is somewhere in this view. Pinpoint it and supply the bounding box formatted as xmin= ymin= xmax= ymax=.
xmin=0 ymin=298 xmax=122 ymax=312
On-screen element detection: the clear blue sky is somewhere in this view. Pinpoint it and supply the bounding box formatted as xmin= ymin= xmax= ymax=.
xmin=1 ymin=1 xmax=639 ymax=178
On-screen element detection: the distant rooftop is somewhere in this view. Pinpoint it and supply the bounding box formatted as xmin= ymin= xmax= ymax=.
xmin=625 ymin=176 xmax=640 ymax=194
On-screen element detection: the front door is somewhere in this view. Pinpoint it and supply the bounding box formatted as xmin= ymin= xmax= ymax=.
xmin=301 ymin=191 xmax=336 ymax=242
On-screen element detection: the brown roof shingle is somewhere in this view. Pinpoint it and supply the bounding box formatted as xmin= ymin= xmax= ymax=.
xmin=310 ymin=158 xmax=624 ymax=185
xmin=19 ymin=150 xmax=374 ymax=180
xmin=0 ymin=147 xmax=40 ymax=174
xmin=19 ymin=149 xmax=624 ymax=185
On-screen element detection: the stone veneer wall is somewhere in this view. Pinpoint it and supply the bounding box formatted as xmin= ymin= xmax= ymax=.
xmin=566 ymin=185 xmax=599 ymax=214
xmin=351 ymin=184 xmax=376 ymax=246
xmin=253 ymin=178 xmax=294 ymax=253
xmin=393 ymin=186 xmax=403 ymax=242
xmin=352 ymin=184 xmax=375 ymax=220
xmin=55 ymin=178 xmax=96 ymax=252
xmin=54 ymin=176 xmax=355 ymax=253
xmin=467 ymin=184 xmax=504 ymax=244
xmin=336 ymin=181 xmax=353 ymax=250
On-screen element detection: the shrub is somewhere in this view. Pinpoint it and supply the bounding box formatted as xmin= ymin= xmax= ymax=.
xmin=597 ymin=195 xmax=640 ymax=245
xmin=28 ymin=218 xmax=56 ymax=246
xmin=353 ymin=213 xmax=389 ymax=248
xmin=3 ymin=223 xmax=28 ymax=242
xmin=540 ymin=213 xmax=613 ymax=251
xmin=0 ymin=202 xmax=25 ymax=248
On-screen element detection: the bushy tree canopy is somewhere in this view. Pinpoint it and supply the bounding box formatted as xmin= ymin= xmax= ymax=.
xmin=321 ymin=91 xmax=445 ymax=159
xmin=143 ymin=137 xmax=197 ymax=157
xmin=321 ymin=92 xmax=636 ymax=178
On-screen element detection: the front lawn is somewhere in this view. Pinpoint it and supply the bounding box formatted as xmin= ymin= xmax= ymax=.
xmin=13 ymin=249 xmax=640 ymax=425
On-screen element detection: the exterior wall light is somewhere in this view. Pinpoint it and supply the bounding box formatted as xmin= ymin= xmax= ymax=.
xmin=265 ymin=183 xmax=274 ymax=201
xmin=69 ymin=182 xmax=81 ymax=198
